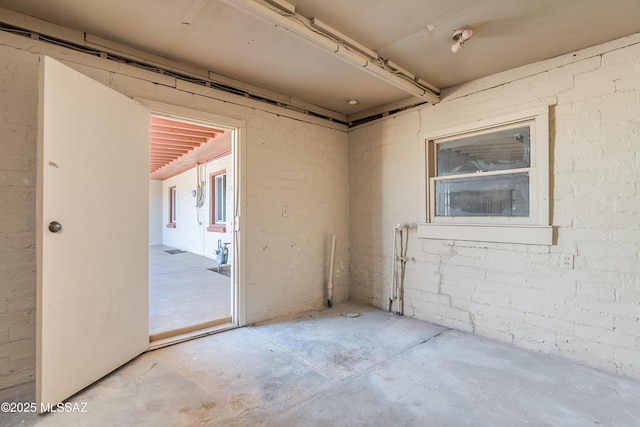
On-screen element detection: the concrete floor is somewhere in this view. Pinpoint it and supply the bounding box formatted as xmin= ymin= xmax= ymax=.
xmin=149 ymin=245 xmax=231 ymax=336
xmin=2 ymin=302 xmax=640 ymax=426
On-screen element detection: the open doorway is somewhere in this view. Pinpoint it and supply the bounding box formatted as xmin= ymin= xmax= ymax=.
xmin=147 ymin=114 xmax=236 ymax=343
xmin=37 ymin=57 xmax=245 ymax=406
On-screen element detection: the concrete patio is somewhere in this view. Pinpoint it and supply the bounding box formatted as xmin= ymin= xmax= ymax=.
xmin=3 ymin=302 xmax=640 ymax=426
xmin=149 ymin=245 xmax=231 ymax=337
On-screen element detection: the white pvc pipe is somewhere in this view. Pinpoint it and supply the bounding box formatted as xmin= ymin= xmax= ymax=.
xmin=327 ymin=234 xmax=336 ymax=307
xmin=398 ymin=227 xmax=405 ymax=316
xmin=389 ymin=229 xmax=396 ymax=312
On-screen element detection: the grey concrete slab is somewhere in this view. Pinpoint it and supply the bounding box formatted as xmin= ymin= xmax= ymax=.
xmin=3 ymin=303 xmax=640 ymax=427
xmin=264 ymin=328 xmax=640 ymax=426
xmin=2 ymin=359 xmax=224 ymax=427
xmin=149 ymin=245 xmax=230 ymax=334
xmin=149 ymin=245 xmax=217 ymax=276
xmin=46 ymin=360 xmax=219 ymax=427
xmin=149 ymin=327 xmax=332 ymax=423
xmin=0 ymin=382 xmax=35 ymax=427
xmin=249 ymin=304 xmax=448 ymax=380
xmin=149 ymin=269 xmax=230 ymax=335
xmin=1 ymin=327 xmax=332 ymax=426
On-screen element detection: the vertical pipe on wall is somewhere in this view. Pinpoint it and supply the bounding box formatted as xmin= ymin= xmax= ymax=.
xmin=389 ymin=224 xmax=400 ymax=312
xmin=398 ymin=226 xmax=408 ymax=316
xmin=327 ymin=234 xmax=336 ymax=308
xmin=389 ymin=224 xmax=408 ymax=315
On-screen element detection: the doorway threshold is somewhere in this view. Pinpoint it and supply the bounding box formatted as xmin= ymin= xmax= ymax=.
xmin=148 ymin=316 xmax=234 ymax=351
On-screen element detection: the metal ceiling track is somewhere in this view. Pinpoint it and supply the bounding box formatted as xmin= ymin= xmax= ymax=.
xmin=222 ymin=0 xmax=441 ymax=104
xmin=0 ymin=21 xmax=351 ymax=126
xmin=0 ymin=8 xmax=437 ymax=128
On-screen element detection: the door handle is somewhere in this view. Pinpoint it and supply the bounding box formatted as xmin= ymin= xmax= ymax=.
xmin=48 ymin=221 xmax=62 ymax=233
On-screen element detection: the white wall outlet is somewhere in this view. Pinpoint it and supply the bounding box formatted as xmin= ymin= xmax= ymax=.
xmin=560 ymin=254 xmax=574 ymax=269
xmin=282 ymin=206 xmax=288 ymax=217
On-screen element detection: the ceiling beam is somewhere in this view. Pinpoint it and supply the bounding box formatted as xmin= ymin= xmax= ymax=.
xmin=151 ymin=136 xmax=206 ymax=145
xmin=151 ymin=149 xmax=192 ymax=156
xmin=151 ymin=127 xmax=220 ymax=139
xmin=151 ymin=139 xmax=203 ymax=146
xmin=151 ymin=117 xmax=208 ymax=127
xmin=221 ymin=0 xmax=440 ymax=104
xmin=151 ymin=117 xmax=223 ymax=132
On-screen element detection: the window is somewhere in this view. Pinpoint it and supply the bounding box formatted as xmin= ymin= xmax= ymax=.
xmin=434 ymin=124 xmax=531 ymax=219
xmin=208 ymin=170 xmax=227 ymax=232
xmin=215 ymin=173 xmax=227 ymax=222
xmin=167 ymin=186 xmax=177 ymax=228
xmin=418 ymin=106 xmax=552 ymax=245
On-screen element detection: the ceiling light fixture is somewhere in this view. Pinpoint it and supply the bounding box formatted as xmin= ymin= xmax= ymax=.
xmin=347 ymin=99 xmax=360 ymax=105
xmin=451 ymin=27 xmax=473 ymax=53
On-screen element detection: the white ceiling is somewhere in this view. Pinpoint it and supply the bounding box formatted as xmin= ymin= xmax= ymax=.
xmin=1 ymin=0 xmax=639 ymax=119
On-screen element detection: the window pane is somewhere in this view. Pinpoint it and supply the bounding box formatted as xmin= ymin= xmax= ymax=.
xmin=215 ymin=174 xmax=226 ymax=222
xmin=435 ymin=173 xmax=529 ymax=217
xmin=171 ymin=187 xmax=177 ymax=222
xmin=437 ymin=126 xmax=530 ymax=176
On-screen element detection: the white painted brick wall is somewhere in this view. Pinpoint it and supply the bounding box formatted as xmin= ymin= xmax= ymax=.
xmin=0 ymin=46 xmax=39 ymax=390
xmin=161 ymin=154 xmax=234 ymax=260
xmin=245 ymin=110 xmax=350 ymax=323
xmin=349 ymin=37 xmax=640 ymax=379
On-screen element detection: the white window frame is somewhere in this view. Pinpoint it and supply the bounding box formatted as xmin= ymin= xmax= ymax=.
xmin=214 ymin=172 xmax=227 ymax=223
xmin=418 ymin=106 xmax=553 ymax=245
xmin=170 ymin=186 xmax=177 ymax=224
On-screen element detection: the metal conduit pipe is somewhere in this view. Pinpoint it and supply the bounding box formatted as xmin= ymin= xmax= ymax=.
xmin=327 ymin=234 xmax=336 ymax=308
xmin=388 ymin=225 xmax=399 ymax=312
xmin=389 ymin=224 xmax=408 ymax=315
xmin=398 ymin=227 xmax=408 ymax=315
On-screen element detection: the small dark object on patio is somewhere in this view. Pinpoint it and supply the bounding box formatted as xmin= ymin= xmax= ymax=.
xmin=165 ymin=249 xmax=187 ymax=255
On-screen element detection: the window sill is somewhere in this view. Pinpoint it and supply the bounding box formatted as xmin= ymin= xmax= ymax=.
xmin=207 ymin=224 xmax=226 ymax=233
xmin=417 ymin=224 xmax=553 ymax=245
xmin=166 ymin=223 xmax=176 ymax=229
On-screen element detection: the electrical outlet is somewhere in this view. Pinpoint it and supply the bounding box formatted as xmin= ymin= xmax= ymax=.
xmin=560 ymin=254 xmax=574 ymax=269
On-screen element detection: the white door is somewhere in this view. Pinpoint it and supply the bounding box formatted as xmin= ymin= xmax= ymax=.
xmin=36 ymin=56 xmax=150 ymax=407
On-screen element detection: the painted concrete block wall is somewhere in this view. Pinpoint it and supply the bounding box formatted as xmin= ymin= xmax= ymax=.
xmin=349 ymin=36 xmax=640 ymax=379
xmin=0 ymin=34 xmax=349 ymax=389
xmin=0 ymin=46 xmax=39 ymax=391
xmin=245 ymin=110 xmax=350 ymax=323
xmin=161 ymin=154 xmax=233 ymax=261
xmin=149 ymin=180 xmax=163 ymax=245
